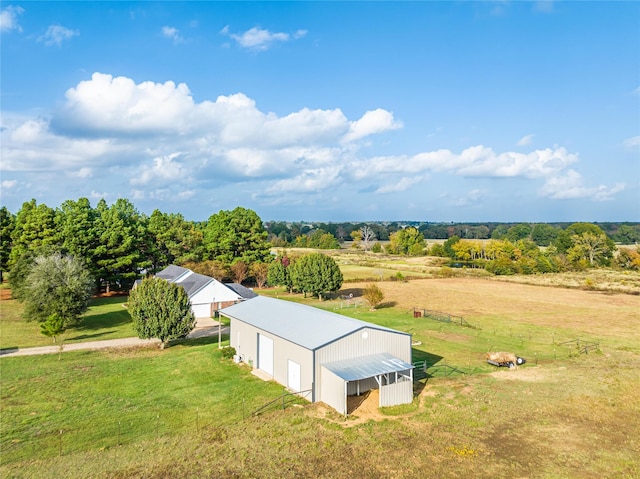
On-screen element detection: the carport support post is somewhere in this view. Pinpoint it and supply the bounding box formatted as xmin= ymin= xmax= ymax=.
xmin=344 ymin=381 xmax=348 ymax=417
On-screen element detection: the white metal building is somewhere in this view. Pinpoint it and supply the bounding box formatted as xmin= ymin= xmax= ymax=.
xmin=220 ymin=296 xmax=414 ymax=415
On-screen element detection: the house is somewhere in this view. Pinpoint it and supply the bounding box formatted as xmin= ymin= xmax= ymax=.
xmin=155 ymin=265 xmax=257 ymax=320
xmin=220 ymin=296 xmax=414 ymax=415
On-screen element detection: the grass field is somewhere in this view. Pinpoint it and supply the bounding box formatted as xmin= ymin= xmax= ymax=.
xmin=0 ymin=295 xmax=135 ymax=350
xmin=2 ymin=263 xmax=640 ymax=477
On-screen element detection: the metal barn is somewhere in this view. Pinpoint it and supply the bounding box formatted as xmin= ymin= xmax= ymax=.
xmin=220 ymin=296 xmax=414 ymax=415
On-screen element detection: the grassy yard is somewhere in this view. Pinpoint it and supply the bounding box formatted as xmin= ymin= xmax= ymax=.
xmin=0 ymin=296 xmax=135 ymax=350
xmin=1 ymin=339 xmax=291 ymax=467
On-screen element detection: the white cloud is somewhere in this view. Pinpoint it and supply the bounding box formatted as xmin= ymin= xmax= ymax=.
xmin=343 ymin=109 xmax=402 ymax=143
xmin=533 ymin=1 xmax=555 ymax=13
xmin=130 ymin=153 xmax=191 ymax=187
xmin=1 ymin=72 xmax=626 ymax=208
xmin=1 ymin=5 xmax=24 ymax=32
xmin=539 ymin=169 xmax=626 ymax=201
xmin=90 ymin=190 xmax=108 ymax=199
xmin=517 ymin=134 xmax=535 ymax=146
xmin=161 ymin=26 xmax=183 ymax=44
xmin=39 ymin=24 xmax=78 ymax=46
xmin=221 ymin=25 xmax=304 ymax=51
xmin=623 ymin=136 xmax=640 ymax=149
xmin=1 ymin=179 xmax=17 ymax=189
xmin=376 ymin=176 xmax=423 ymax=194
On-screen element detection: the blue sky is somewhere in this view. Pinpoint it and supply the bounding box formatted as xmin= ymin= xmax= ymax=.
xmin=1 ymin=1 xmax=638 ymax=222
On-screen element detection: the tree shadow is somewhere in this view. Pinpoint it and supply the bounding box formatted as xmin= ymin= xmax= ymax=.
xmin=75 ymin=311 xmax=132 ymax=331
xmin=170 ymin=335 xmax=225 ymax=348
xmin=376 ymin=301 xmax=397 ymax=309
xmin=337 ymin=287 xmax=364 ymax=299
xmin=66 ymin=331 xmax=116 ymax=341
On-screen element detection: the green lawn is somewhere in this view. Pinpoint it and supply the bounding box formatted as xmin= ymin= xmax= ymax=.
xmin=1 ymin=340 xmax=290 ymax=466
xmin=0 ymin=296 xmax=135 ymax=350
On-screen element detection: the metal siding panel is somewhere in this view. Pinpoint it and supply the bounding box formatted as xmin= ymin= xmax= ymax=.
xmin=320 ymin=367 xmax=346 ymax=415
xmin=380 ymin=378 xmax=413 ymax=407
xmin=315 ymin=328 xmax=412 ymax=400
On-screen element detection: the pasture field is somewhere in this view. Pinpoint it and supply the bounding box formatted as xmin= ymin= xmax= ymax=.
xmin=2 ymin=274 xmax=639 ymax=478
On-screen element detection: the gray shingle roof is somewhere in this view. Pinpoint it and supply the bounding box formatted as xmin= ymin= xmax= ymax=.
xmin=156 ymin=265 xmax=190 ymax=282
xmin=220 ymin=296 xmax=408 ymax=350
xmin=224 ymin=283 xmax=258 ymax=299
xmin=176 ymin=272 xmax=213 ymax=298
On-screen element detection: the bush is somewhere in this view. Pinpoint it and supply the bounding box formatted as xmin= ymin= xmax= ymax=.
xmin=221 ymin=346 xmax=237 ymax=360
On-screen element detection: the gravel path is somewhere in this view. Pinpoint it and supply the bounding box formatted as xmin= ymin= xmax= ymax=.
xmin=0 ymin=325 xmax=229 ymax=358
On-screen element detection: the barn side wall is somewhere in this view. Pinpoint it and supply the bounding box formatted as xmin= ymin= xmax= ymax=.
xmin=230 ymin=318 xmax=314 ymax=399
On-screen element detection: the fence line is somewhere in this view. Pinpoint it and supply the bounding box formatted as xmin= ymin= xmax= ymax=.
xmin=247 ymin=388 xmax=312 ymax=418
xmin=411 ymin=307 xmax=479 ymax=329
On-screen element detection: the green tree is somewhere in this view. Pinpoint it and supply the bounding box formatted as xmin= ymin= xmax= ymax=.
xmin=363 ymin=283 xmax=384 ymax=310
xmin=505 ymin=223 xmax=532 ymax=242
xmin=613 ymin=225 xmax=640 ymax=245
xmin=147 ymin=210 xmax=204 ymax=271
xmin=567 ymin=232 xmax=614 ymax=267
xmin=267 ymin=255 xmax=293 ymax=291
xmin=9 ymin=199 xmax=57 ymax=267
xmin=443 ymin=235 xmax=461 ymax=259
xmin=23 ymin=253 xmax=95 ymax=326
xmin=128 ymin=277 xmax=196 ymax=348
xmin=0 ymin=206 xmax=15 ymax=282
xmin=387 ymin=227 xmax=425 ymax=255
xmin=40 ymin=313 xmax=66 ymax=344
xmin=309 ymin=229 xmax=340 ymax=249
xmin=531 ymin=224 xmax=559 ymax=246
xmin=94 ymin=199 xmax=148 ymax=291
xmin=204 ymin=207 xmax=271 ymax=265
xmin=55 ymin=198 xmax=99 ymax=271
xmin=290 ymin=253 xmax=343 ymax=300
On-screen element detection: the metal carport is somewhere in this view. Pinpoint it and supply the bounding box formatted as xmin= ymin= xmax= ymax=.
xmin=321 ymin=352 xmax=414 ymax=415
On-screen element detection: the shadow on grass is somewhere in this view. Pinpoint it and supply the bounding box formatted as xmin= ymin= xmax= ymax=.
xmin=76 ymin=311 xmax=132 ymax=331
xmin=377 ymin=301 xmax=397 ymax=309
xmin=170 ymin=335 xmax=226 ymax=348
xmin=66 ymin=331 xmax=116 ymax=341
xmin=338 ymin=287 xmax=364 ymax=298
xmin=412 ymin=349 xmax=444 ymax=396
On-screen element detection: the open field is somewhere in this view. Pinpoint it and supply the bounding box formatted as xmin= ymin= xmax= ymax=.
xmin=2 ymin=275 xmax=639 ymax=478
xmin=0 ymin=295 xmax=134 ymax=350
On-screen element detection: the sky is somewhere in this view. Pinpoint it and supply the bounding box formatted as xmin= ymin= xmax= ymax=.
xmin=1 ymin=1 xmax=639 ymax=223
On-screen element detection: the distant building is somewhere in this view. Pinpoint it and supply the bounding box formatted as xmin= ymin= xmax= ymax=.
xmin=220 ymin=296 xmax=413 ymax=415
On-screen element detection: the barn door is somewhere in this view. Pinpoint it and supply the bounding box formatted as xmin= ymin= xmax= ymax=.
xmin=287 ymin=360 xmax=301 ymax=392
xmin=258 ymin=334 xmax=274 ymax=376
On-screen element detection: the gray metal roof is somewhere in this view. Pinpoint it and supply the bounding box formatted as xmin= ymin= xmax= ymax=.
xmin=220 ymin=296 xmax=409 ymax=350
xmin=322 ymin=352 xmax=413 ymax=381
xmin=224 ymin=283 xmax=258 ymax=299
xmin=156 ymin=265 xmax=190 ymax=282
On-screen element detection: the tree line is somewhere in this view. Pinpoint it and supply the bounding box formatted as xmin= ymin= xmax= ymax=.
xmin=264 ymin=220 xmax=640 ymax=246
xmin=0 ymin=199 xmax=272 ymax=293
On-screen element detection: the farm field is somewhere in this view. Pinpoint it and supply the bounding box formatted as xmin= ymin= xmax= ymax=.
xmin=2 ymin=274 xmax=639 ymax=478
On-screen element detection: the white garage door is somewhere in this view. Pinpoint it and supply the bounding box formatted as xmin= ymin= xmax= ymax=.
xmin=258 ymin=334 xmax=274 ymax=376
xmin=191 ymin=303 xmax=210 ymax=319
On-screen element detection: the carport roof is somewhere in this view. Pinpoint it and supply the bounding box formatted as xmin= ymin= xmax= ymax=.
xmin=322 ymin=352 xmax=414 ymax=381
